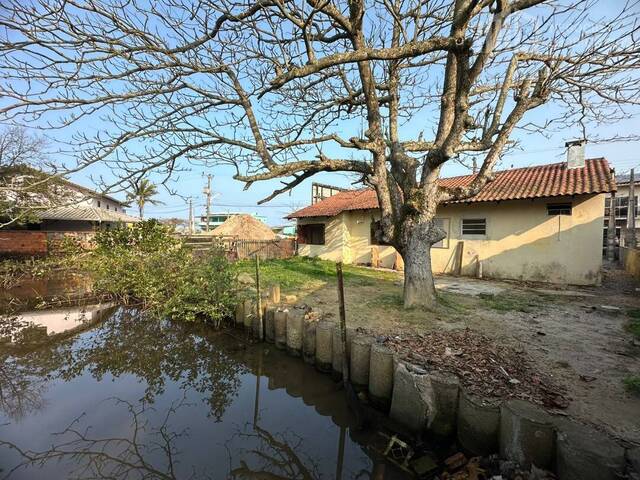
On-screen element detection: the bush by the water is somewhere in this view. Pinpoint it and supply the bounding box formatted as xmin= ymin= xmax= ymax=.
xmin=89 ymin=220 xmax=237 ymax=327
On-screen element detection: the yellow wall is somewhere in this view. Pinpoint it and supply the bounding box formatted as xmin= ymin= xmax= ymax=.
xmin=296 ymin=194 xmax=606 ymax=285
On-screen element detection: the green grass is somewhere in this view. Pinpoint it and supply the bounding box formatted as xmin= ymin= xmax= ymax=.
xmin=623 ymin=375 xmax=640 ymax=395
xmin=234 ymin=256 xmax=400 ymax=291
xmin=627 ymin=309 xmax=640 ymax=340
xmin=478 ymin=292 xmax=543 ymax=313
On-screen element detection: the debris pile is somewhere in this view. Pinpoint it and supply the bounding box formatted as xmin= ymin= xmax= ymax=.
xmin=439 ymin=453 xmax=556 ymax=480
xmin=379 ymin=328 xmax=568 ymax=409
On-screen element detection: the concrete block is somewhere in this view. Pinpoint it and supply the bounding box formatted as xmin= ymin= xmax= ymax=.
xmin=368 ymin=343 xmax=394 ymax=410
xmin=302 ymin=317 xmax=317 ymax=364
xmin=286 ymin=308 xmax=304 ymax=357
xmin=350 ymin=335 xmax=375 ymax=390
xmin=457 ymin=390 xmax=501 ymax=456
xmin=274 ymin=308 xmax=288 ymax=350
xmin=264 ymin=305 xmax=276 ymax=343
xmin=331 ymin=325 xmax=355 ymax=380
xmin=500 ymin=399 xmax=555 ymax=470
xmin=315 ymin=321 xmax=334 ymax=372
xmin=426 ymin=371 xmax=459 ymax=438
xmin=628 ymin=447 xmax=640 ymax=479
xmin=234 ymin=302 xmax=244 ymax=327
xmin=556 ymin=420 xmax=625 ymax=480
xmin=243 ymin=299 xmax=253 ymax=330
xmin=389 ymin=361 xmax=429 ymax=433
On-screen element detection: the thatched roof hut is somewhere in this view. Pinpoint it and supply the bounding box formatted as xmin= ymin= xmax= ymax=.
xmin=211 ymin=214 xmax=276 ymax=240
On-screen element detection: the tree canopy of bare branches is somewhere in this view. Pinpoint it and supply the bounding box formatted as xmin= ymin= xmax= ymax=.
xmin=1 ymin=0 xmax=639 ymax=306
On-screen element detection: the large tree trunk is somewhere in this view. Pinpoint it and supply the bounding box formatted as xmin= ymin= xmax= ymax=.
xmin=401 ymin=220 xmax=445 ymax=309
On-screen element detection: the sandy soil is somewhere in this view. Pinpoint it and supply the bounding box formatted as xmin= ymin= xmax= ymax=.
xmin=282 ymin=265 xmax=640 ymax=445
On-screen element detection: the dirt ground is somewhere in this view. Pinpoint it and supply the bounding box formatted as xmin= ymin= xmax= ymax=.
xmin=282 ymin=264 xmax=640 ymax=445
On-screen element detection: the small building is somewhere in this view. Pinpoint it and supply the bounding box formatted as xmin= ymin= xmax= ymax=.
xmin=604 ymin=173 xmax=639 ymax=249
xmin=198 ymin=211 xmax=267 ymax=231
xmin=287 ymin=157 xmax=615 ymax=286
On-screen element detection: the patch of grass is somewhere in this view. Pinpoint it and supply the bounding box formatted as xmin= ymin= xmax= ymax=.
xmin=234 ymin=256 xmax=400 ymax=291
xmin=626 ymin=310 xmax=640 ymax=340
xmin=478 ymin=292 xmax=543 ymax=313
xmin=370 ymin=292 xmax=404 ymax=309
xmin=623 ymin=375 xmax=640 ymax=395
xmin=438 ymin=292 xmax=471 ymax=314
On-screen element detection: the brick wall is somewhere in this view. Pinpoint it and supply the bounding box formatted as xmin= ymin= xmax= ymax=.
xmin=0 ymin=231 xmax=48 ymax=257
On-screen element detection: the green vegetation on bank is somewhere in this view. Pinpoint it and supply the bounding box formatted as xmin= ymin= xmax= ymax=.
xmin=234 ymin=256 xmax=400 ymax=291
xmin=624 ymin=375 xmax=640 ymax=395
xmin=87 ymin=221 xmax=237 ymax=326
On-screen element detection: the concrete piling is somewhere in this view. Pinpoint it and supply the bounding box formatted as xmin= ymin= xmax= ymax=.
xmin=331 ymin=325 xmax=354 ymax=380
xmin=274 ymin=308 xmax=288 ymax=350
xmin=243 ymin=299 xmax=253 ymax=331
xmin=315 ymin=321 xmax=334 ymax=372
xmin=389 ymin=361 xmax=430 ymax=433
xmin=426 ymin=371 xmax=460 ymax=438
xmin=556 ymin=420 xmax=626 ymax=480
xmin=457 ymin=390 xmax=501 ymax=456
xmin=302 ymin=316 xmax=317 ymax=364
xmin=264 ymin=305 xmax=276 ymax=343
xmin=234 ymin=302 xmax=244 ymax=327
xmin=500 ymin=399 xmax=555 ymax=470
xmin=368 ymin=343 xmax=394 ymax=410
xmin=350 ymin=335 xmax=375 ymax=390
xmin=286 ymin=307 xmax=305 ymax=357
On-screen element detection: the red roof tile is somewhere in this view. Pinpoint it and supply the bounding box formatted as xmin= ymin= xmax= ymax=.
xmin=287 ymin=158 xmax=615 ymax=218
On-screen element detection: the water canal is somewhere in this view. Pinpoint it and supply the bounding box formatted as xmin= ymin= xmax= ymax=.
xmin=0 ymin=303 xmax=413 ymax=479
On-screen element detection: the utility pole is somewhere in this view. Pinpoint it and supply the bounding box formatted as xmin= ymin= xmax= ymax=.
xmin=188 ymin=198 xmax=194 ymax=235
xmin=628 ymin=168 xmax=637 ymax=248
xmin=203 ymin=174 xmax=212 ymax=232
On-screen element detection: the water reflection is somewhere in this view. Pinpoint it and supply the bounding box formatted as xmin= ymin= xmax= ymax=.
xmin=0 ymin=309 xmax=408 ymax=479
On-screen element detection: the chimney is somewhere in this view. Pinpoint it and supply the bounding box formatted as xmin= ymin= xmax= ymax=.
xmin=565 ymin=139 xmax=586 ymax=169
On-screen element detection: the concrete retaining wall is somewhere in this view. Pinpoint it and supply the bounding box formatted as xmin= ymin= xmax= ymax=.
xmin=230 ymin=300 xmax=633 ymax=480
xmin=620 ymin=246 xmax=640 ymax=281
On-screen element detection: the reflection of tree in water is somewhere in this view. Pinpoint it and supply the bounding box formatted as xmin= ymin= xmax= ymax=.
xmin=1 ymin=308 xmax=247 ymax=422
xmin=0 ymin=395 xmax=338 ymax=480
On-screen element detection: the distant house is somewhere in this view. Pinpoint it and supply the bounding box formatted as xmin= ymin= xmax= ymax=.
xmin=604 ymin=173 xmax=639 ymax=247
xmin=1 ymin=168 xmax=138 ymax=231
xmin=198 ymin=211 xmax=267 ymax=231
xmin=288 ymin=154 xmax=616 ymax=286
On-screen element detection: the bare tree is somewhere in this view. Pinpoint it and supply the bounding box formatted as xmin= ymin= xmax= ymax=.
xmin=1 ymin=0 xmax=639 ymax=307
xmin=0 ymin=126 xmax=48 ymax=168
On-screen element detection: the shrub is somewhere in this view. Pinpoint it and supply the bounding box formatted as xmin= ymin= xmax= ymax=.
xmin=88 ymin=220 xmax=238 ymax=326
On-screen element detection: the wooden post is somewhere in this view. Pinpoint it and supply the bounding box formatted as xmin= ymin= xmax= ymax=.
xmin=607 ymin=191 xmax=617 ymax=262
xmin=628 ymin=169 xmax=637 ymax=249
xmin=269 ymin=284 xmax=281 ymax=304
xmin=336 ymin=262 xmax=349 ymax=384
xmin=255 ymin=255 xmax=264 ymax=341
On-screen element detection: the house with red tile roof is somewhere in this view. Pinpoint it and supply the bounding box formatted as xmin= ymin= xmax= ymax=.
xmin=287 ymin=157 xmax=616 ymax=285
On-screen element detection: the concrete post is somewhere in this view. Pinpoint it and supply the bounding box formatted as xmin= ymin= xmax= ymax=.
xmin=350 ymin=335 xmax=375 ymax=390
xmin=457 ymin=390 xmax=501 ymax=456
xmin=556 ymin=420 xmax=626 ymax=480
xmin=368 ymin=343 xmax=394 ymax=410
xmin=264 ymin=305 xmax=276 ymax=343
xmin=274 ymin=308 xmax=288 ymax=350
xmin=286 ymin=308 xmax=304 ymax=357
xmin=302 ymin=317 xmax=317 ymax=364
xmin=269 ymin=284 xmax=281 ymax=304
xmin=607 ymin=191 xmax=617 ymax=262
xmin=426 ymin=372 xmax=460 ymax=438
xmin=243 ymin=299 xmax=253 ymax=331
xmin=315 ymin=321 xmax=334 ymax=372
xmin=331 ymin=325 xmax=354 ymax=380
xmin=234 ymin=302 xmax=245 ymax=327
xmin=389 ymin=361 xmax=429 ymax=433
xmin=500 ymin=399 xmax=555 ymax=470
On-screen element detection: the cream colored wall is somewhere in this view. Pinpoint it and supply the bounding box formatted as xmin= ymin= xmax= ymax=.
xmin=297 ymin=193 xmax=606 ymax=285
xmin=296 ymin=214 xmax=348 ymax=261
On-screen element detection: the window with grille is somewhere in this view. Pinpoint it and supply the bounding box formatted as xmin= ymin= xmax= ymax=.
xmin=297 ymin=223 xmax=325 ymax=245
xmin=547 ymin=203 xmax=572 ymax=216
xmin=462 ymin=218 xmax=486 ymax=236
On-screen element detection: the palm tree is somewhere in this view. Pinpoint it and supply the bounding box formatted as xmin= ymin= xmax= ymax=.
xmin=126 ymin=178 xmax=163 ymax=219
